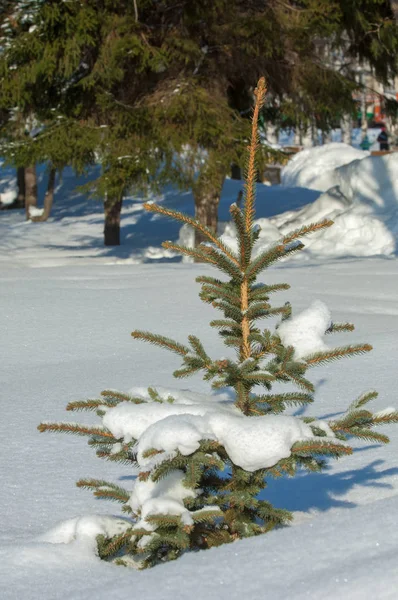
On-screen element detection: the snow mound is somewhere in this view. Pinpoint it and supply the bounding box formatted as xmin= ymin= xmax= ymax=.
xmin=281 ymin=143 xmax=369 ymax=191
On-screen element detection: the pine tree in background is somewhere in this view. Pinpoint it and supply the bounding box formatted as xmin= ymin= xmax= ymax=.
xmin=39 ymin=78 xmax=398 ymax=569
xmin=1 ymin=1 xmax=397 ymax=242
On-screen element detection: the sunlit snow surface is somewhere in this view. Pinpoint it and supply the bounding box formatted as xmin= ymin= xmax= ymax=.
xmin=1 ymin=260 xmax=398 ymax=599
xmin=1 ymin=144 xmax=398 ymax=597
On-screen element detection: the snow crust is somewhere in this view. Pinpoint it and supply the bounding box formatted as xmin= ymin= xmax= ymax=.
xmin=277 ymin=300 xmax=332 ymax=360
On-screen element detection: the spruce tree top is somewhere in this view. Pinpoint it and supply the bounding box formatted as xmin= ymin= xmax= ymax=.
xmin=132 ymin=78 xmax=371 ymax=416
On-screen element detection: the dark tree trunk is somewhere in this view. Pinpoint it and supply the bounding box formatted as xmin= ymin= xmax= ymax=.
xmin=25 ymin=165 xmax=37 ymax=220
xmin=104 ymin=194 xmax=123 ymax=246
xmin=16 ymin=167 xmax=25 ymax=208
xmin=30 ymin=168 xmax=56 ymax=222
xmin=193 ymin=170 xmax=225 ymax=250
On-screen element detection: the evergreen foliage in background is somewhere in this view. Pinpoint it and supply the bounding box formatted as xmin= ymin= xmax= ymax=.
xmin=0 ymin=1 xmax=397 ymax=242
xmin=39 ymin=79 xmax=398 ymax=569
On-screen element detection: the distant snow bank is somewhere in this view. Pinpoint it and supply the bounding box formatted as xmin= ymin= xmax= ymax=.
xmin=179 ymin=145 xmax=398 ymax=262
xmin=274 ymin=145 xmax=398 ymax=259
xmin=281 ymin=143 xmax=369 ymax=191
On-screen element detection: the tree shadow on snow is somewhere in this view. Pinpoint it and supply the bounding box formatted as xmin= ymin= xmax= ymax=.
xmin=261 ymin=458 xmax=398 ymax=512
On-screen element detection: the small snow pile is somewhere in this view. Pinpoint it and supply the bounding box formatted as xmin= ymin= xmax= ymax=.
xmin=281 ymin=143 xmax=369 ymax=191
xmin=39 ymin=515 xmax=131 ymax=553
xmin=28 ymin=206 xmax=45 ymax=219
xmin=278 ymin=300 xmax=331 ymax=360
xmin=129 ymin=470 xmax=198 ymax=528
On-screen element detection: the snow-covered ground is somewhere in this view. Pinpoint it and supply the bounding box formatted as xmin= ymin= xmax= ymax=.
xmin=1 ymin=145 xmax=398 ymax=598
xmin=1 ymin=260 xmax=398 ymax=599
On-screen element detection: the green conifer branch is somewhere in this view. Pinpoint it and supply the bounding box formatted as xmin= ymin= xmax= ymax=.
xmin=101 ymin=389 xmax=147 ymax=404
xmin=245 ymin=241 xmax=305 ymax=279
xmin=173 ymin=366 xmax=202 ymax=378
xmin=372 ymin=411 xmax=398 ymax=425
xmin=230 ymin=203 xmax=252 ymax=268
xmin=348 ymin=390 xmax=378 ymax=410
xmin=131 ymin=331 xmax=189 ymax=356
xmin=191 ymin=509 xmax=223 ymax=523
xmin=76 ymin=479 xmax=131 ymax=503
xmin=281 ymin=219 xmax=334 ymax=245
xmin=97 ymin=530 xmax=134 ymax=560
xmin=200 ymin=285 xmax=241 ymax=308
xmin=338 ymin=428 xmax=390 ymax=443
xmin=195 ymin=275 xmax=225 ymax=287
xmin=162 ymin=241 xmax=218 ymax=265
xmin=38 ymin=422 xmax=115 ymax=439
xmin=305 ymin=344 xmax=373 ymax=366
xmin=285 ymin=372 xmax=315 ymax=392
xmin=291 ymin=440 xmax=353 ymax=458
xmin=96 ymin=449 xmax=134 ymax=465
xmin=326 ymin=322 xmax=355 ymax=333
xmin=249 ymin=283 xmax=290 ymax=300
xmin=144 ymin=203 xmax=239 ymax=266
xmin=210 ymin=319 xmax=242 ymax=331
xmin=66 ymin=398 xmax=117 ymax=412
xmin=199 ymin=245 xmax=244 ymax=280
xmin=188 ymin=335 xmax=210 ymax=361
xmin=254 ymin=392 xmax=314 ymax=407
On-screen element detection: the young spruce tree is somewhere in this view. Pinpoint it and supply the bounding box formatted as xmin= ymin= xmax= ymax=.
xmin=39 ymin=78 xmax=398 ymax=569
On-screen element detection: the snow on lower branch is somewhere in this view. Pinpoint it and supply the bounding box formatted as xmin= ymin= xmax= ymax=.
xmin=99 ymin=388 xmax=338 ymax=532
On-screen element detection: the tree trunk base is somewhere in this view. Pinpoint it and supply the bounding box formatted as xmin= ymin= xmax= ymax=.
xmin=104 ymin=196 xmax=123 ymax=246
